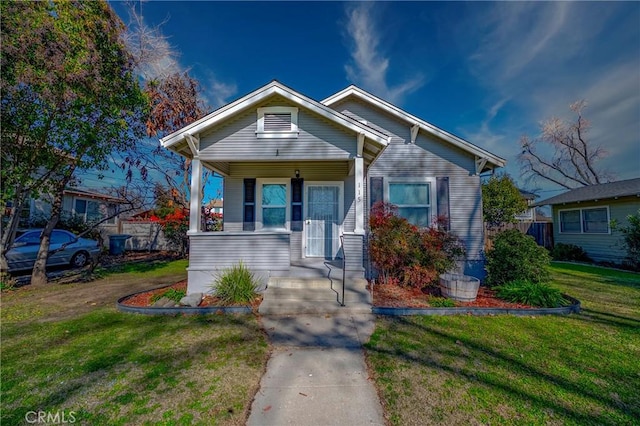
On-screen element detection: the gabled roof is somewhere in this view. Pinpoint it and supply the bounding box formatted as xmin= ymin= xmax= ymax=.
xmin=160 ymin=80 xmax=390 ymax=150
xmin=322 ymin=85 xmax=506 ymax=170
xmin=535 ymin=178 xmax=640 ymax=206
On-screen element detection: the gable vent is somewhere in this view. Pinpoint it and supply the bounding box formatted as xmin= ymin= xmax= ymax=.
xmin=264 ymin=113 xmax=292 ymax=132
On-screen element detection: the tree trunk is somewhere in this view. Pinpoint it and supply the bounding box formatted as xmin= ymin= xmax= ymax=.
xmin=0 ymin=189 xmax=27 ymax=276
xmin=30 ymin=189 xmax=64 ymax=286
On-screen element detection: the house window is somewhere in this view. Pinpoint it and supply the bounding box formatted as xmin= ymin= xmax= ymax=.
xmin=386 ymin=179 xmax=435 ymax=227
xmin=257 ymin=180 xmax=289 ymax=230
xmin=256 ymin=106 xmax=298 ymax=138
xmin=559 ymin=207 xmax=609 ymax=234
xmin=583 ymin=207 xmax=609 ymax=233
xmin=74 ymin=199 xmax=117 ymax=225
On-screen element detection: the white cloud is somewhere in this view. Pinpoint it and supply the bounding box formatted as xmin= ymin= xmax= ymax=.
xmin=459 ymin=2 xmax=640 ymax=187
xmin=344 ymin=3 xmax=424 ymax=104
xmin=202 ymin=73 xmax=238 ymax=109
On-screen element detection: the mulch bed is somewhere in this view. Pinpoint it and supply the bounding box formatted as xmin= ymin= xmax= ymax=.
xmin=371 ymin=283 xmax=533 ymax=309
xmin=120 ymin=280 xmax=262 ymax=308
xmin=121 ymin=278 xmax=529 ymax=310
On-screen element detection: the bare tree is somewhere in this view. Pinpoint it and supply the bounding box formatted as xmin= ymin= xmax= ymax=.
xmin=518 ymin=100 xmax=613 ymax=189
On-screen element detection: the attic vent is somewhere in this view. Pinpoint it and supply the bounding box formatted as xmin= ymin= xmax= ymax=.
xmin=264 ymin=113 xmax=292 ymax=132
xmin=257 ymin=106 xmax=299 ymax=139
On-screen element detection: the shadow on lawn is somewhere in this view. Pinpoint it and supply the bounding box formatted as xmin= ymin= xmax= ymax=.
xmin=366 ymin=316 xmax=638 ymax=424
xmin=579 ymin=308 xmax=640 ymax=330
xmin=1 ymin=312 xmax=261 ymax=425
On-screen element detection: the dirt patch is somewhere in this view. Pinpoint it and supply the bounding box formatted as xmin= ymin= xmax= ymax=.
xmin=371 ymin=283 xmax=533 ymax=309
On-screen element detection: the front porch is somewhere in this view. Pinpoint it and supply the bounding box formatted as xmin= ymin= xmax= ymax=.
xmin=186 ymin=231 xmax=366 ymax=295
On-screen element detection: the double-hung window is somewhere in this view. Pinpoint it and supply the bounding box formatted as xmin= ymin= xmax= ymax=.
xmin=257 ymin=180 xmax=289 ymax=230
xmin=387 ymin=179 xmax=435 ymax=227
xmin=559 ymin=207 xmax=610 ymax=234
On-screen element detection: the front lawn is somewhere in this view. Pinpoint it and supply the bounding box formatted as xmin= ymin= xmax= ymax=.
xmin=1 ymin=260 xmax=269 ymax=425
xmin=366 ymin=262 xmax=640 ymax=425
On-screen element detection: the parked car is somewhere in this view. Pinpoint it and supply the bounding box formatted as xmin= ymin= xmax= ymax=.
xmin=6 ymin=229 xmax=101 ymax=272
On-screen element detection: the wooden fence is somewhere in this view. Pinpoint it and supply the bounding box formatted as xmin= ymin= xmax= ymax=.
xmin=484 ymin=222 xmax=554 ymax=251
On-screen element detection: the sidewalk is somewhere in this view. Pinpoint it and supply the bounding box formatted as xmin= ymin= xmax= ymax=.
xmin=247 ymin=314 xmax=385 ymax=426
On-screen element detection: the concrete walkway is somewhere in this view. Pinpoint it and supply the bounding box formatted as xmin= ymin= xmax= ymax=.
xmin=247 ymin=314 xmax=385 ymax=426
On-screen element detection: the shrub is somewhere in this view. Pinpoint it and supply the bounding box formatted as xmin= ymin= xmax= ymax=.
xmin=485 ymin=229 xmax=550 ymax=287
xmin=551 ymin=243 xmax=591 ymax=262
xmin=369 ymin=201 xmax=465 ymax=288
xmin=495 ymin=279 xmax=568 ymax=308
xmin=214 ymin=261 xmax=259 ymax=305
xmin=613 ymin=209 xmax=640 ymax=270
xmin=151 ymin=287 xmax=186 ymax=304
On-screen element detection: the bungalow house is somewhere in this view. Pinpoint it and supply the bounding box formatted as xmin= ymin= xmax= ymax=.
xmin=160 ymin=81 xmax=505 ymax=295
xmin=536 ymin=178 xmax=640 ymax=264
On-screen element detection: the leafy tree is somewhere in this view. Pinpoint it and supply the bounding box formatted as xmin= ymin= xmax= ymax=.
xmin=1 ymin=1 xmax=148 ymax=285
xmin=482 ymin=174 xmax=529 ymax=229
xmin=518 ymin=100 xmax=613 ymax=189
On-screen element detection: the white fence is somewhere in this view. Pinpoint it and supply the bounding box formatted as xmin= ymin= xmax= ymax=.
xmin=121 ymin=221 xmax=177 ymax=251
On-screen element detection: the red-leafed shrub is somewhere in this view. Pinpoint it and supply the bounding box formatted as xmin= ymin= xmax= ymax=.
xmin=369 ymin=201 xmax=465 ymax=288
xmin=156 ymin=207 xmax=189 ymax=255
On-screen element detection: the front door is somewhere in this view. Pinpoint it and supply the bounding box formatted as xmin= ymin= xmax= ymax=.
xmin=305 ymin=184 xmax=342 ymax=259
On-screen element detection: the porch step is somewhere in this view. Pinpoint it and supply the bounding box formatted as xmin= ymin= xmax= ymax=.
xmin=259 ymin=278 xmax=372 ymax=315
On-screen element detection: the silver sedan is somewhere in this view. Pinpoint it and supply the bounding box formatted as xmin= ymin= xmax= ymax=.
xmin=6 ymin=229 xmax=101 ymax=272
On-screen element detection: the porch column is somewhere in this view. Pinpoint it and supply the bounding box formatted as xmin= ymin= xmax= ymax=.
xmin=189 ymin=157 xmax=202 ymax=233
xmin=354 ymin=156 xmax=365 ymax=234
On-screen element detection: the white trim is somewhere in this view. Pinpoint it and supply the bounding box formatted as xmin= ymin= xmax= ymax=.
xmin=303 ymin=182 xmax=344 ymax=258
xmin=558 ymin=206 xmax=611 ymax=234
xmin=384 ymin=177 xmax=437 ymax=227
xmin=256 ymin=106 xmax=299 ymax=139
xmin=189 ymin=158 xmax=203 ymax=233
xmin=322 ymin=85 xmax=506 ymax=169
xmin=256 ymin=178 xmax=290 ymax=231
xmin=354 ymin=158 xmax=365 ymax=234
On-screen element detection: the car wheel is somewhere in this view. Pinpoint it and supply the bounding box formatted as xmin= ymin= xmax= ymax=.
xmin=70 ymin=251 xmax=89 ymax=268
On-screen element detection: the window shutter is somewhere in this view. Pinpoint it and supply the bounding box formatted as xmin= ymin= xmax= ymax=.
xmin=243 ymin=179 xmax=256 ymax=231
xmin=370 ymin=177 xmax=383 ymax=208
xmin=436 ymin=177 xmax=450 ymax=231
xmin=291 ymin=178 xmax=304 ymax=231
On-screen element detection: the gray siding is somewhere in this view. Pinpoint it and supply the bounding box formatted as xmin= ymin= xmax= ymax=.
xmin=343 ymin=233 xmax=364 ymax=272
xmin=343 ymin=174 xmax=356 ymax=232
xmin=188 ymin=232 xmax=290 ymax=272
xmin=338 ymin=99 xmax=485 ymax=278
xmin=553 ymin=198 xmax=640 ymax=264
xmin=199 ymin=97 xmax=358 ymax=161
xmin=223 ymin=162 xmax=350 ymax=231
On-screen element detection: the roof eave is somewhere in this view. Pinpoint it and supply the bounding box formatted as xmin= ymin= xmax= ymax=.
xmin=161 ymin=81 xmax=389 ymax=151
xmin=322 ymin=86 xmax=506 ymax=169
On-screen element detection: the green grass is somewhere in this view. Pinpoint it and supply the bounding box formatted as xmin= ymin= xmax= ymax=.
xmin=94 ymin=259 xmax=189 ymax=278
xmin=366 ymin=262 xmax=640 ymax=425
xmin=1 ymin=260 xmax=268 ymax=425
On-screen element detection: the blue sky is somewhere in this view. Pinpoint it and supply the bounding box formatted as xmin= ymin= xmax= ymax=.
xmin=99 ymin=1 xmax=639 ymax=202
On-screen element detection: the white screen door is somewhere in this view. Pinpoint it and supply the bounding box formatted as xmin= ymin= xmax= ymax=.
xmin=305 ymin=185 xmax=341 ymax=258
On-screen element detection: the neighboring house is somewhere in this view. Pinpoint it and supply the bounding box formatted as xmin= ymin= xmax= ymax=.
xmin=160 ymin=81 xmax=505 ymax=294
xmin=536 ymin=178 xmax=640 ymax=264
xmin=29 ymin=188 xmax=126 ymax=246
xmin=515 ymin=190 xmax=537 ymax=222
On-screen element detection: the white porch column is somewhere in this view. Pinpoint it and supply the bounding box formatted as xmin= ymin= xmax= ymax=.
xmin=354 ymin=156 xmax=365 ymax=234
xmin=189 ymin=157 xmax=202 ymax=233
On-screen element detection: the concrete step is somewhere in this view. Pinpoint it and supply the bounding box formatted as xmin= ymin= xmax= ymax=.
xmin=259 ymin=278 xmax=372 ymax=315
xmin=258 ymin=299 xmax=372 ymax=315
xmin=264 ymin=287 xmax=370 ymax=303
